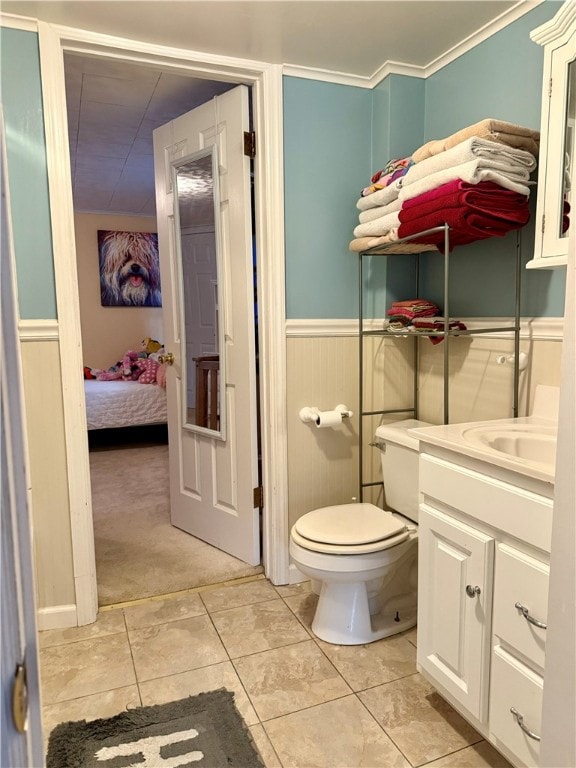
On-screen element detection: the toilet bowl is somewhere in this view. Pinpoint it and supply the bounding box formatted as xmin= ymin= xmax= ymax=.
xmin=289 ymin=418 xmax=429 ymax=645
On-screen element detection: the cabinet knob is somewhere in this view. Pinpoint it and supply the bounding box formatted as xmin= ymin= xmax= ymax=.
xmin=465 ymin=584 xmax=481 ymax=598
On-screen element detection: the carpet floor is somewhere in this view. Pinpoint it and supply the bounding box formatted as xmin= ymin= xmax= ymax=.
xmin=90 ymin=443 xmax=262 ymax=605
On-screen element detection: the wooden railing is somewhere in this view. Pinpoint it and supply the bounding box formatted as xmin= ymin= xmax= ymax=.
xmin=193 ymin=355 xmax=219 ymax=430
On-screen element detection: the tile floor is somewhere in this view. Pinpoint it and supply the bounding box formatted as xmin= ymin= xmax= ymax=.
xmin=40 ymin=577 xmax=513 ymax=768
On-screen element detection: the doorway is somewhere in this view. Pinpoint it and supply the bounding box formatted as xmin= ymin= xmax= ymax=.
xmin=64 ymin=53 xmax=263 ymax=606
xmin=39 ymin=23 xmax=289 ymax=625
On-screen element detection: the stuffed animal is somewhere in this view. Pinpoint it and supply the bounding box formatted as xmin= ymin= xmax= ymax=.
xmin=121 ymin=350 xmax=142 ymax=380
xmin=142 ymin=337 xmax=162 ymax=355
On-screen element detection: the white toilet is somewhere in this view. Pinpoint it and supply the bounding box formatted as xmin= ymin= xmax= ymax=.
xmin=289 ymin=418 xmax=430 ymax=645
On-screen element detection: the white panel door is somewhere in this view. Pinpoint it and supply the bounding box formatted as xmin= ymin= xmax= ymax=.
xmin=1 ymin=108 xmax=44 ymax=768
xmin=417 ymin=504 xmax=494 ymax=722
xmin=153 ymin=86 xmax=260 ymax=565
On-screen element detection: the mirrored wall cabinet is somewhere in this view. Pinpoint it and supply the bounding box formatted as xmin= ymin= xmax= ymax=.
xmin=528 ymin=1 xmax=576 ymax=269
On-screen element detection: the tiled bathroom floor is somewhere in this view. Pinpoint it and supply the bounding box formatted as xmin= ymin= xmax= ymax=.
xmin=39 ymin=577 xmax=512 ymax=768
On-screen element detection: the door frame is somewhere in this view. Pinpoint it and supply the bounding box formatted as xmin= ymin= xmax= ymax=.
xmin=36 ymin=20 xmax=289 ymax=624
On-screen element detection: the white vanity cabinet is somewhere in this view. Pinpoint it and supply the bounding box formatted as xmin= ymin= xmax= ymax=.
xmin=416 ymin=449 xmax=553 ymax=768
xmin=527 ymin=1 xmax=576 ymax=268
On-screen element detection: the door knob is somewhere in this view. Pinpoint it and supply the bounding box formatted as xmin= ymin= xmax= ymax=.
xmin=465 ymin=585 xmax=481 ymax=598
xmin=158 ymin=352 xmax=174 ymax=366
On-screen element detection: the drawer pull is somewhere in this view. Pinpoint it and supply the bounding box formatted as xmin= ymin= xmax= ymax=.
xmin=466 ymin=584 xmax=481 ymax=598
xmin=510 ymin=707 xmax=541 ymax=742
xmin=515 ymin=601 xmax=547 ymax=630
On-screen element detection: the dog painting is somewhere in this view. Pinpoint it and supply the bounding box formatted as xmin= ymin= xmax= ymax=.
xmin=98 ymin=230 xmax=162 ymax=307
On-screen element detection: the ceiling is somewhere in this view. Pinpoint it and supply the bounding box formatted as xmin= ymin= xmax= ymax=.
xmin=3 ymin=0 xmax=529 ymax=217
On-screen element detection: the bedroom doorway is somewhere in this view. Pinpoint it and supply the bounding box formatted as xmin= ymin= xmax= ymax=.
xmin=65 ymin=53 xmax=264 ymax=606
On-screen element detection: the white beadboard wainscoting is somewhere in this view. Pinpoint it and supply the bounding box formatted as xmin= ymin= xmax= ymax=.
xmin=285 ymin=317 xmax=563 ymax=528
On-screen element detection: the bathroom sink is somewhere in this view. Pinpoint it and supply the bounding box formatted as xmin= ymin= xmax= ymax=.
xmin=462 ymin=423 xmax=557 ymax=467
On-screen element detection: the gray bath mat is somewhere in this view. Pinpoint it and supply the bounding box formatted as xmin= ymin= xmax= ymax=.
xmin=46 ymin=688 xmax=264 ymax=767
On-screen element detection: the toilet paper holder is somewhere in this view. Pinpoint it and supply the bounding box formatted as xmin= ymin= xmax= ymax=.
xmin=299 ymin=404 xmax=354 ymax=423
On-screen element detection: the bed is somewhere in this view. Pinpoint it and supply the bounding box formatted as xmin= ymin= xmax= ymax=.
xmin=84 ymin=379 xmax=167 ymax=430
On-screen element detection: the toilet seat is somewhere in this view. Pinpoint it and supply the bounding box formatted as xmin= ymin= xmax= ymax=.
xmin=292 ymin=503 xmax=410 ymax=555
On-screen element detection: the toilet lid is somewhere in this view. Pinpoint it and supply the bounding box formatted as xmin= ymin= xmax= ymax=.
xmin=294 ymin=503 xmax=407 ymax=546
xmin=291 ymin=525 xmax=410 ymax=554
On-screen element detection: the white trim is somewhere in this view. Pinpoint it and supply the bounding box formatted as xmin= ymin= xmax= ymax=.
xmin=36 ymin=604 xmax=78 ymax=631
xmin=530 ymin=0 xmax=576 ymax=46
xmin=0 ymin=12 xmax=38 ymax=32
xmin=18 ymin=319 xmax=59 ymax=342
xmin=37 ymin=21 xmax=98 ymax=626
xmin=368 ymin=61 xmax=426 ymax=86
xmin=286 ymin=317 xmax=564 ymax=341
xmin=254 ymin=65 xmax=290 ymax=586
xmin=286 ymin=319 xmax=359 ymax=337
xmin=36 ymin=22 xmax=290 ymax=626
xmin=282 ymin=64 xmax=372 ymax=88
xmin=282 ymin=1 xmax=544 ymax=87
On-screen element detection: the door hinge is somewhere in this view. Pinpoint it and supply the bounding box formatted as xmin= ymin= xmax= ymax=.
xmin=244 ymin=131 xmax=256 ymax=158
xmin=542 ymin=213 xmax=546 ymax=234
xmin=253 ymin=485 xmax=263 ymax=509
xmin=548 ymin=77 xmax=553 ymax=98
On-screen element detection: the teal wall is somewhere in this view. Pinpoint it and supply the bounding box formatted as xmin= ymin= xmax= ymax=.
xmin=1 ymin=7 xmax=567 ymax=322
xmin=283 ymin=2 xmax=566 ymax=319
xmin=419 ymin=1 xmax=565 ymax=318
xmin=283 ymin=78 xmax=372 ymax=318
xmin=1 ymin=27 xmax=57 ymax=319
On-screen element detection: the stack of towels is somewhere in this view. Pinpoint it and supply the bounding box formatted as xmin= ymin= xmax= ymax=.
xmin=385 ymin=299 xmax=467 ymax=344
xmin=350 ymin=119 xmax=540 ymax=252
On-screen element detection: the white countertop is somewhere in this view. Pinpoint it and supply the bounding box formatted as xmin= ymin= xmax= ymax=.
xmin=409 ymin=415 xmax=557 ymax=485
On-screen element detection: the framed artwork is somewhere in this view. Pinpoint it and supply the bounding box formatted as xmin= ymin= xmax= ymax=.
xmin=98 ymin=230 xmax=162 ymax=307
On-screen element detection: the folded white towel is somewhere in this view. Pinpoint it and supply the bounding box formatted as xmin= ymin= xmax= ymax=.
xmin=356 ymin=181 xmax=401 ymax=212
xmin=402 ymin=137 xmax=536 ymax=189
xmin=349 ymin=232 xmax=401 ymax=252
xmin=358 ymin=197 xmax=402 ymax=224
xmin=354 ymin=211 xmax=401 ymax=238
xmin=398 ymin=160 xmax=533 ymax=202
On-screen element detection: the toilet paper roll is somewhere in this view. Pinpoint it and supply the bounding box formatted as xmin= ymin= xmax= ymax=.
xmin=314 ymin=410 xmax=343 ymax=428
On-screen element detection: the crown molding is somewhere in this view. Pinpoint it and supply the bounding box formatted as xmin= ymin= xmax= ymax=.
xmin=0 ymin=12 xmax=38 ymax=31
xmin=530 ymin=0 xmax=576 ymax=46
xmin=282 ymin=64 xmax=373 ymax=88
xmin=283 ymin=0 xmax=545 ymax=87
xmin=424 ymin=0 xmax=545 ymax=78
xmin=283 ymin=59 xmax=427 ymax=88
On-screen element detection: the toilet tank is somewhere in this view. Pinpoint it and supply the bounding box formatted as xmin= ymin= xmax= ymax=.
xmin=375 ymin=418 xmax=431 ymax=522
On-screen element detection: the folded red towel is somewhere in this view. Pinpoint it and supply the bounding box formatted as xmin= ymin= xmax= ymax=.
xmin=398 ymin=206 xmax=530 ymax=248
xmin=399 ymin=186 xmax=530 ymax=226
xmin=387 ymin=306 xmax=439 ymax=320
xmin=412 ymin=319 xmax=467 ymax=345
xmin=402 ymin=180 xmax=528 ymax=212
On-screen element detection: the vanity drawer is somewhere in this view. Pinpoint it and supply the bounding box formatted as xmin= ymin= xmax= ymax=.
xmin=490 ymin=646 xmax=543 ymax=767
xmin=419 ymin=454 xmax=553 ymax=552
xmin=493 ymin=544 xmax=549 ymax=670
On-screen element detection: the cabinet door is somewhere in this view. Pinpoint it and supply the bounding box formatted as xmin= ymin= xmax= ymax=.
xmin=417 ymin=505 xmax=494 ymax=722
xmin=528 ymin=2 xmax=576 ymax=267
